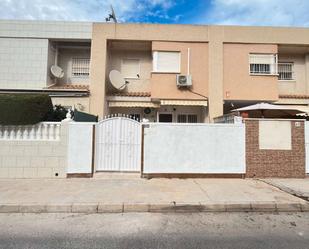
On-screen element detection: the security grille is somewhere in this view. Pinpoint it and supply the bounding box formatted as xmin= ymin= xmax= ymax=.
xmin=72 ymin=58 xmax=90 ymax=77
xmin=278 ymin=62 xmax=294 ymax=80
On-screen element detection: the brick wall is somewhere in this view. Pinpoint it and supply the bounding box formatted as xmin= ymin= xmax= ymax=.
xmin=246 ymin=119 xmax=306 ymax=178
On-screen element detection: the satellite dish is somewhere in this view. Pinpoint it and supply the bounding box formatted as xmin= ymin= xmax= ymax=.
xmin=109 ymin=70 xmax=127 ymax=91
xmin=105 ymin=5 xmax=118 ymax=23
xmin=50 ymin=65 xmax=64 ymax=79
xmin=110 ymin=5 xmax=118 ymax=23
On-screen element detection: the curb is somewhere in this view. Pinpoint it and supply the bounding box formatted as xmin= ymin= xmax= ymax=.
xmin=1 ymin=202 xmax=308 ymax=213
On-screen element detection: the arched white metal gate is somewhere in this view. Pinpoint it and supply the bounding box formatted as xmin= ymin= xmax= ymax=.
xmin=95 ymin=117 xmax=142 ymax=172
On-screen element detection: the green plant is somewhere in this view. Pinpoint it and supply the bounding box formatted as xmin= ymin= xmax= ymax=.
xmin=46 ymin=105 xmax=67 ymax=121
xmin=0 ymin=94 xmax=53 ymax=125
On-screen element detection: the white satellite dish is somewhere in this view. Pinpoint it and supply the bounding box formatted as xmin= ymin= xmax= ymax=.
xmin=109 ymin=70 xmax=127 ymax=91
xmin=50 ymin=65 xmax=64 ymax=79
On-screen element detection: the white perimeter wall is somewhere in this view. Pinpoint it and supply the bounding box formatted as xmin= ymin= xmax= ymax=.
xmin=0 ymin=121 xmax=69 ymax=178
xmin=143 ymin=123 xmax=246 ymax=174
xmin=67 ymin=122 xmax=94 ymax=174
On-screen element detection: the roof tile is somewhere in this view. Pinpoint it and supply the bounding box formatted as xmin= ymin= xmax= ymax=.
xmin=45 ymin=84 xmax=89 ymax=91
xmin=111 ymin=92 xmax=151 ymax=97
xmin=279 ymin=94 xmax=309 ymax=99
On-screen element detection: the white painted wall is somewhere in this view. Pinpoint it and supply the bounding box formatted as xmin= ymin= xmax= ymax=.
xmin=0 ymin=38 xmax=49 ymax=89
xmin=51 ymin=97 xmax=90 ymax=112
xmin=0 ymin=20 xmax=92 ymax=39
xmin=67 ymin=122 xmax=94 ymax=174
xmin=143 ymin=123 xmax=245 ymax=174
xmin=57 ymin=48 xmax=91 ymax=84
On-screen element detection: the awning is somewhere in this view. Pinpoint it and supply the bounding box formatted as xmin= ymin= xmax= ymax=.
xmin=289 ymin=105 xmax=309 ymax=114
xmin=160 ymin=100 xmax=208 ymax=106
xmin=109 ymin=101 xmax=160 ymax=108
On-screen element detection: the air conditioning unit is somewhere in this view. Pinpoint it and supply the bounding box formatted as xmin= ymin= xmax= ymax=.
xmin=176 ymin=75 xmax=192 ymax=87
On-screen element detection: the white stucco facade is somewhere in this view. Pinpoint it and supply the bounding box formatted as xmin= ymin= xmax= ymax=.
xmin=143 ymin=123 xmax=246 ymax=174
xmin=0 ymin=38 xmax=49 ymax=89
xmin=0 ymin=20 xmax=92 ymax=90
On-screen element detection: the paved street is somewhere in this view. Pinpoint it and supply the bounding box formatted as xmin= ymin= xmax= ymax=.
xmin=0 ymin=212 xmax=308 ymax=249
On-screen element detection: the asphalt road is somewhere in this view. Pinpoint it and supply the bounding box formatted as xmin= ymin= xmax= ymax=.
xmin=0 ymin=212 xmax=308 ymax=249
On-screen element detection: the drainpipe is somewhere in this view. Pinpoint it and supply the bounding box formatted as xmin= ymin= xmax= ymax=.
xmin=187 ymin=47 xmax=190 ymax=75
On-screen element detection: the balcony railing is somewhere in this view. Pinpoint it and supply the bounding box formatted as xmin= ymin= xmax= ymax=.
xmin=278 ymin=62 xmax=294 ymax=80
xmin=0 ymin=122 xmax=61 ymax=141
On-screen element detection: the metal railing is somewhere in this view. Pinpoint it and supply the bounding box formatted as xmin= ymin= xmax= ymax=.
xmin=72 ymin=58 xmax=90 ymax=77
xmin=278 ymin=62 xmax=294 ymax=80
xmin=213 ymin=113 xmax=242 ymax=124
xmin=0 ymin=122 xmax=61 ymax=141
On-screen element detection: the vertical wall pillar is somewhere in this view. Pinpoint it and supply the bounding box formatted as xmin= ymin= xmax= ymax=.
xmin=89 ymin=25 xmax=108 ymax=118
xmin=208 ymin=26 xmax=224 ymax=122
xmin=305 ymin=54 xmax=309 ymax=94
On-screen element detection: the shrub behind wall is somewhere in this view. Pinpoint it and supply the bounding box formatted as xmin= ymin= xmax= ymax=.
xmin=0 ymin=94 xmax=54 ymax=125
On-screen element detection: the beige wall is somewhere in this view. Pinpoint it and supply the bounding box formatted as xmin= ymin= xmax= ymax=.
xmin=90 ymin=23 xmax=309 ymax=119
xmin=89 ymin=36 xmax=107 ymax=117
xmin=51 ymin=97 xmax=90 ymax=112
xmin=223 ymin=43 xmax=278 ymax=101
xmin=107 ymin=50 xmax=152 ymax=93
xmin=58 ymin=48 xmax=91 ymax=85
xmin=151 ymin=41 xmax=208 ymax=100
xmin=47 ymin=46 xmax=91 ymax=86
xmin=90 ymin=23 xmax=209 ymax=117
xmin=278 ymin=54 xmax=307 ymax=95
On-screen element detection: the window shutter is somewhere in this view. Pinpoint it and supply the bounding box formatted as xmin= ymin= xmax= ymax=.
xmin=249 ymin=54 xmax=275 ymax=64
xmin=121 ymin=59 xmax=140 ymax=79
xmin=153 ymin=51 xmax=180 ymax=73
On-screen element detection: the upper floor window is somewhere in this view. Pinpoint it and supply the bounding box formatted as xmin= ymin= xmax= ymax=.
xmin=153 ymin=51 xmax=180 ymax=73
xmin=278 ymin=62 xmax=294 ymax=80
xmin=72 ymin=58 xmax=90 ymax=77
xmin=249 ymin=54 xmax=277 ymax=75
xmin=121 ymin=58 xmax=140 ymax=79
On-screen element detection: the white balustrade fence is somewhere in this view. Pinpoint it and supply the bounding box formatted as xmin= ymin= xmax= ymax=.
xmin=0 ymin=122 xmax=61 ymax=141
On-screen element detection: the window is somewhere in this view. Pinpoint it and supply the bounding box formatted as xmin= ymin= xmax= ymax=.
xmin=72 ymin=58 xmax=90 ymax=77
xmin=278 ymin=62 xmax=294 ymax=80
xmin=177 ymin=114 xmax=198 ymax=123
xmin=159 ymin=114 xmax=173 ymax=123
xmin=153 ymin=51 xmax=180 ymax=73
xmin=249 ymin=54 xmax=277 ymax=75
xmin=121 ymin=59 xmax=140 ymax=79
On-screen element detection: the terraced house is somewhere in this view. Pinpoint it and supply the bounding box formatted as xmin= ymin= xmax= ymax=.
xmin=1 ymin=20 xmax=309 ymax=122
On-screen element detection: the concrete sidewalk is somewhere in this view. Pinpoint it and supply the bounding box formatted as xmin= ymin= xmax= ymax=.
xmin=0 ymin=177 xmax=308 ymax=213
xmin=261 ymin=178 xmax=309 ymax=201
